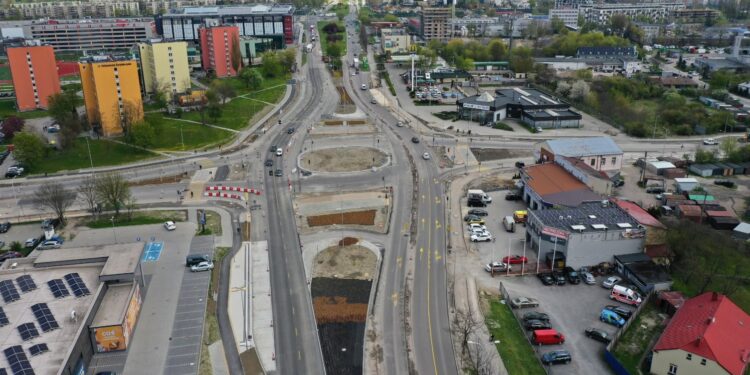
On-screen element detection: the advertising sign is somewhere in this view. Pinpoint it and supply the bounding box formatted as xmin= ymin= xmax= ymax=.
xmin=122 ymin=283 xmax=142 ymax=346
xmin=542 ymin=226 xmax=569 ymax=240
xmin=94 ymin=325 xmax=126 ymax=353
xmin=463 ymin=103 xmax=491 ymax=111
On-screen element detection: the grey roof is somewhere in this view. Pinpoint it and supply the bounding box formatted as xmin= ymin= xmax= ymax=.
xmin=615 ymin=253 xmax=652 ymax=265
xmin=577 ymin=46 xmax=637 ymax=58
xmin=165 ymin=4 xmax=294 ymax=17
xmin=523 ymin=109 xmax=582 ymax=120
xmin=544 ymin=137 xmax=622 ymax=157
xmin=734 ymin=222 xmax=750 ymax=234
xmin=532 ymin=201 xmax=639 ymax=233
xmin=458 ymin=87 xmax=569 ymax=110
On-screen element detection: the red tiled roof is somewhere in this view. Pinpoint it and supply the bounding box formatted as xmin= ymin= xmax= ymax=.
xmin=613 ymin=198 xmax=666 ymax=229
xmin=653 ymin=292 xmax=750 ymax=375
xmin=524 ymin=163 xmax=590 ymax=195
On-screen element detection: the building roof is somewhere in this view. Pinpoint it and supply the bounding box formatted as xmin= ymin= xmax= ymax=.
xmin=90 ymin=283 xmax=134 ymax=328
xmin=649 ymin=161 xmax=676 ymax=169
xmin=646 ymin=244 xmax=672 ymax=258
xmin=675 ymin=177 xmax=698 ymax=183
xmin=678 ymin=204 xmax=702 ymax=216
xmin=653 ymin=292 xmax=750 ymax=375
xmin=577 ymin=46 xmax=637 ymax=58
xmin=614 ymin=252 xmax=652 ymax=264
xmin=531 ymin=201 xmax=640 ymax=234
xmin=613 ymin=199 xmax=666 ymax=229
xmin=524 ymin=163 xmax=603 ymax=207
xmin=543 ymin=137 xmax=623 ymax=157
xmin=522 ymin=108 xmax=582 ymax=120
xmin=458 ymin=87 xmax=569 ymax=110
xmin=734 ymin=222 xmax=750 ymax=235
xmin=164 ymin=4 xmax=294 ymax=16
xmin=557 ymin=156 xmax=611 ymax=181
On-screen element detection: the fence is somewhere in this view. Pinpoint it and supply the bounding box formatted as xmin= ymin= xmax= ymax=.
xmin=603 ymin=290 xmax=656 ymax=375
xmin=205 ymin=185 xmax=262 ymax=195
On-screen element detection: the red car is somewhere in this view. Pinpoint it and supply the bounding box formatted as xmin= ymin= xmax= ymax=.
xmin=502 ymin=255 xmax=528 ymax=264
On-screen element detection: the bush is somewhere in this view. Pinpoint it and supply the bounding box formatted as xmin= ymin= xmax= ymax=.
xmin=493 ymin=122 xmax=514 ymax=131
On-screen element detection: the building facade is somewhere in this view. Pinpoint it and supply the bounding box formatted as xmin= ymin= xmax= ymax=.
xmin=7 ymin=44 xmax=61 ymax=111
xmin=580 ymin=2 xmax=685 ymax=25
xmin=27 ymin=18 xmax=155 ymax=52
xmin=199 ymin=25 xmax=239 ymax=77
xmin=537 ymin=137 xmax=624 ymax=174
xmin=157 ymin=5 xmax=294 ymax=47
xmin=381 ymin=28 xmax=411 ymax=54
xmin=138 ymin=40 xmax=190 ymax=99
xmin=79 ymin=58 xmax=143 ymax=136
xmin=457 ymin=87 xmax=581 ymax=127
xmin=549 ymin=8 xmax=580 ymax=28
xmin=420 ymin=7 xmax=452 ymax=41
xmin=6 ymin=1 xmax=140 ymax=20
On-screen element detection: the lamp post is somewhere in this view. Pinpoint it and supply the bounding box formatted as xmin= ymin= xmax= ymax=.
xmin=110 ymin=216 xmax=117 ymax=243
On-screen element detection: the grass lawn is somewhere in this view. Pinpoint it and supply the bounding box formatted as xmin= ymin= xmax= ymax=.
xmin=317 ymin=20 xmax=347 ymax=57
xmin=484 ymin=296 xmax=546 ymax=375
xmin=0 ymin=99 xmax=51 ymax=119
xmin=85 ymin=210 xmax=187 ymax=229
xmin=145 ymin=114 xmax=234 ymax=151
xmin=32 ymin=138 xmax=156 ymax=174
xmin=0 ymin=65 xmax=10 ymax=81
xmin=611 ymin=302 xmax=666 ymax=374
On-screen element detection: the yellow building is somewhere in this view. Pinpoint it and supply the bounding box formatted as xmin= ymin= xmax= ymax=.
xmin=79 ymin=58 xmax=143 ymax=137
xmin=138 ymin=40 xmax=190 ymax=100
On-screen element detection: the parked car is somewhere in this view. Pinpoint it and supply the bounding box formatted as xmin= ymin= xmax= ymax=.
xmin=287 ymin=127 xmax=295 ymax=134
xmin=484 ymin=262 xmax=510 ymax=273
xmin=190 ymin=261 xmax=214 ymax=272
xmin=467 ymin=199 xmax=486 ymax=207
xmin=24 ymin=238 xmax=39 ymax=249
xmin=471 ymin=233 xmax=493 ymax=242
xmin=564 ymin=267 xmax=580 ymax=284
xmin=505 ymin=192 xmax=522 ymax=201
xmin=602 ymin=276 xmax=622 ymax=289
xmin=467 ymin=209 xmax=487 ymax=217
xmin=584 ymin=328 xmax=612 ymax=344
xmin=510 ymin=297 xmax=539 ymax=309
xmin=0 ymin=251 xmax=22 ymax=262
xmin=541 ymin=350 xmax=571 ymax=365
xmin=604 ymin=305 xmax=633 ymax=320
xmin=275 ymin=148 xmax=283 ymax=156
xmin=38 ymin=239 xmax=63 ymax=250
xmin=502 ymin=255 xmax=528 ymax=265
xmin=600 ymin=309 xmax=626 ymax=327
xmin=463 ymin=214 xmax=482 ymax=222
xmin=552 ymin=272 xmax=566 ymax=285
xmin=466 ymin=217 xmax=485 ymax=225
xmin=164 ymin=221 xmax=177 ymax=231
xmin=581 ymin=271 xmax=596 ymax=285
xmin=522 ymin=311 xmax=550 ymax=322
xmin=703 ymin=138 xmax=718 ymax=145
xmin=524 ymin=319 xmax=551 ymax=330
xmin=41 ymin=218 xmax=59 ymax=229
xmin=0 ymin=222 xmax=10 ymax=233
xmin=537 ymin=273 xmax=554 ymax=286
xmin=714 ymin=179 xmax=735 ymax=188
xmin=645 ymin=186 xmax=665 ymax=194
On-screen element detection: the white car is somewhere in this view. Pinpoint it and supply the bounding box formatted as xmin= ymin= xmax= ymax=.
xmin=190 ymin=261 xmax=214 ymax=272
xmin=276 ymin=148 xmax=283 ymax=156
xmin=484 ymin=262 xmax=511 ymax=272
xmin=582 ymin=272 xmax=596 ymax=285
xmin=468 ymin=223 xmax=487 ymax=231
xmin=422 ymin=152 xmax=430 ymax=160
xmin=396 ymin=122 xmax=404 ymax=127
xmin=164 ymin=221 xmax=176 ymax=231
xmin=352 ymin=71 xmax=357 ymax=76
xmin=471 ymin=233 xmax=493 ymax=242
xmin=361 ymin=84 xmax=367 ymax=90
xmin=703 ymin=138 xmax=718 ymax=145
xmin=602 ymin=276 xmax=622 ymax=289
xmin=38 ymin=240 xmax=63 ymax=250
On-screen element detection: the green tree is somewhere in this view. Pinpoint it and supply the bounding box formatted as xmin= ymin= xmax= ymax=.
xmin=694 ymin=148 xmax=718 ymax=163
xmin=509 ymin=46 xmax=535 ymax=73
xmin=11 ymin=132 xmax=46 ymax=168
xmin=609 ymin=14 xmax=629 ymax=36
xmin=720 ymin=137 xmax=739 ymax=157
xmin=487 ymin=39 xmax=507 ymax=61
xmin=551 ymin=16 xmax=566 ymax=34
xmin=128 ymin=120 xmax=156 ymax=147
xmin=327 ymin=42 xmax=343 ymax=59
xmin=280 ymin=48 xmax=297 ymax=71
xmin=210 ymin=79 xmax=236 ymax=104
xmin=260 ymin=50 xmax=283 ymax=78
xmin=239 ymin=68 xmax=264 ymax=90
xmin=48 ymin=91 xmax=79 ymax=125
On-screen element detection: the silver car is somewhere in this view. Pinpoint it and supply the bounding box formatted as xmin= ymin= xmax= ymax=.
xmin=510 ymin=297 xmax=539 ymax=309
xmin=581 ymin=272 xmax=596 ymax=285
xmin=602 ymin=276 xmax=621 ymax=289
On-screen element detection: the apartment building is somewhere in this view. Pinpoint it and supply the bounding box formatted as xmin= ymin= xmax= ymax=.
xmin=6 ymin=44 xmax=61 ymax=111
xmin=549 ymin=8 xmax=580 ymax=28
xmin=138 ymin=40 xmax=190 ymax=100
xmin=580 ymin=2 xmax=685 ymax=25
xmin=199 ymin=25 xmax=239 ymax=77
xmin=381 ymin=28 xmax=411 ymax=54
xmin=420 ymin=7 xmax=452 ymax=42
xmin=79 ymin=57 xmax=143 ymax=136
xmin=27 ymin=18 xmax=155 ymax=52
xmin=6 ymin=1 xmax=140 ymax=20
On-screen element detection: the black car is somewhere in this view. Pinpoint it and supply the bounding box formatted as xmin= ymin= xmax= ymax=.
xmin=274 ymin=169 xmax=283 ymax=177
xmin=552 ymin=272 xmax=566 ymax=285
xmin=468 ymin=209 xmax=488 ymax=217
xmin=564 ymin=267 xmax=580 ymax=284
xmin=505 ymin=192 xmax=522 ymax=201
xmin=5 ymin=170 xmax=20 ymax=178
xmin=585 ymin=328 xmax=612 ymax=344
xmin=522 ymin=311 xmax=550 ymax=322
xmin=613 ymin=179 xmax=625 ymax=187
xmin=467 ymin=199 xmax=486 ymax=208
xmin=464 ymin=214 xmax=482 ymax=222
xmin=0 ymin=222 xmax=10 ymax=233
xmin=264 ymin=159 xmax=273 ymax=167
xmin=714 ymin=179 xmax=735 ymax=188
xmin=287 ymin=127 xmax=295 ymax=134
xmin=541 ymin=350 xmax=571 ymax=365
xmin=537 ymin=273 xmax=554 ymax=286
xmin=515 ymin=161 xmax=525 ymax=168
xmin=604 ymin=305 xmax=633 ymax=320
xmin=645 ymin=186 xmax=664 ymax=194
xmin=0 ymin=251 xmax=22 ymax=262
xmin=270 ymin=145 xmax=277 ymax=152
xmin=524 ymin=319 xmax=551 ymax=330
xmin=411 ymin=137 xmax=420 ymax=144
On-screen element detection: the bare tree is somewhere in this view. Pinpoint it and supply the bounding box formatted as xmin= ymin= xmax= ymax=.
xmin=453 ymin=308 xmax=482 ymax=355
xmin=468 ymin=344 xmax=495 ymax=375
xmin=32 ymin=182 xmax=76 ymax=225
xmin=125 ymin=195 xmax=137 ymax=221
xmin=77 ymin=175 xmax=100 ymax=217
xmin=95 ymin=173 xmax=132 ymax=216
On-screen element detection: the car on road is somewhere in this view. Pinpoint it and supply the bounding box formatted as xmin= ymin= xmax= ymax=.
xmin=524 ymin=319 xmax=551 ymax=330
xmin=351 ymin=71 xmax=357 ymax=76
xmin=38 ymin=239 xmax=63 ymax=250
xmin=585 ymin=328 xmax=612 ymax=344
xmin=510 ymin=297 xmax=539 ymax=309
xmin=164 ymin=221 xmax=177 ymax=231
xmin=522 ymin=311 xmax=550 ymax=322
xmin=274 ymin=169 xmax=283 ymax=177
xmin=471 ymin=233 xmax=493 ymax=242
xmin=371 ymin=98 xmax=377 ymax=104
xmin=264 ymin=159 xmax=273 ymax=167
xmin=581 ymin=271 xmax=596 ymax=285
xmin=24 ymin=238 xmax=39 ymax=249
xmin=703 ymin=138 xmax=718 ymax=145
xmin=541 ymin=350 xmax=572 ymax=365
xmin=361 ymin=84 xmax=367 ymax=90
xmin=0 ymin=222 xmax=10 ymax=233
xmin=484 ymin=262 xmax=510 ymax=272
xmin=275 ymin=148 xmax=283 ymax=156
xmin=604 ymin=305 xmax=633 ymax=320
xmin=411 ymin=137 xmax=420 ymax=144
xmin=502 ymin=255 xmax=528 ymax=265
xmin=190 ymin=261 xmax=214 ymax=272
xmin=287 ymin=127 xmax=295 ymax=134
xmin=714 ymin=179 xmax=735 ymax=188
xmin=602 ymin=276 xmax=622 ymax=289
xmin=47 ymin=124 xmax=60 ymax=133
xmin=537 ymin=273 xmax=554 ymax=285
xmin=467 ymin=209 xmax=487 ymax=217
xmin=600 ymin=309 xmax=626 ymax=327
xmin=270 ymin=145 xmax=277 ymax=152
xmin=422 ymin=152 xmax=430 ymax=160
xmin=515 ymin=161 xmax=525 ymax=168
xmin=5 ymin=167 xmax=23 ymax=178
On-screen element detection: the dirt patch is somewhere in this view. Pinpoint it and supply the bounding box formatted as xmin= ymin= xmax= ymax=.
xmin=308 ymin=210 xmax=376 ymax=226
xmin=129 ymin=174 xmax=185 ymax=186
xmin=339 ymin=237 xmax=359 ymax=246
xmin=470 ymin=148 xmax=532 ymax=162
xmin=313 ymin=244 xmax=377 ymax=279
xmin=313 ymin=296 xmax=367 ymax=323
xmin=347 ymin=120 xmax=367 ymax=125
xmin=301 ymin=147 xmax=387 ymax=173
xmin=469 ymin=175 xmax=517 ymax=192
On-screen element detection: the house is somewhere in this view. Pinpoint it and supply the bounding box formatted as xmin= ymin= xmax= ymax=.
xmin=614 ymin=253 xmax=673 ymax=293
xmin=651 ymin=292 xmax=750 ymax=375
xmin=520 ymin=163 xmax=603 ymax=210
xmin=536 ymin=137 xmax=623 ymax=176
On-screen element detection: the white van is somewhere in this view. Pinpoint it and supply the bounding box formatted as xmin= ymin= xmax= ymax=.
xmin=610 ymin=285 xmax=642 ymax=306
xmin=502 ymin=216 xmax=515 ymax=232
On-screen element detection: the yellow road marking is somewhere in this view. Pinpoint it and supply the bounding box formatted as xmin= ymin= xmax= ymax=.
xmin=435 ymin=220 xmax=441 ymax=230
xmin=392 ymin=292 xmax=399 ymax=306
xmin=434 ymin=250 xmax=442 ymax=262
xmin=426 ymin=185 xmax=439 ymax=375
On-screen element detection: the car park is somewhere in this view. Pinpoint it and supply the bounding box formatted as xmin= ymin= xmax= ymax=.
xmin=604 ymin=305 xmax=633 ymax=320
xmin=524 ymin=319 xmax=551 ymax=330
xmin=541 ymin=350 xmax=571 ymax=365
xmin=600 ymin=309 xmax=625 ymax=327
xmin=601 ymin=276 xmax=621 ymax=289
xmin=522 ymin=311 xmax=550 ymax=322
xmin=467 ymin=209 xmax=487 ymax=217
xmin=164 ymin=221 xmax=176 ymax=231
xmin=584 ymin=328 xmax=612 ymax=344
xmin=510 ymin=297 xmax=539 ymax=309
xmin=502 ymin=255 xmax=528 ymax=264
xmin=484 ymin=262 xmax=510 ymax=272
xmin=190 ymin=261 xmax=214 ymax=272
xmin=537 ymin=273 xmax=554 ymax=285
xmin=0 ymin=222 xmax=10 ymax=233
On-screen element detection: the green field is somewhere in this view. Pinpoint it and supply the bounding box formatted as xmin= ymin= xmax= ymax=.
xmin=485 ymin=297 xmax=546 ymax=375
xmin=0 ymin=65 xmax=11 ymax=81
xmin=0 ymin=99 xmax=50 ymax=119
xmin=33 ymin=138 xmax=156 ymax=174
xmin=612 ymin=303 xmax=666 ymax=374
xmin=85 ymin=210 xmax=186 ymax=228
xmin=145 ymin=114 xmax=235 ymax=151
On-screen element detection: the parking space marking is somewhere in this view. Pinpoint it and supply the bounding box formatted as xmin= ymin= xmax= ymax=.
xmin=142 ymin=241 xmax=164 ymax=262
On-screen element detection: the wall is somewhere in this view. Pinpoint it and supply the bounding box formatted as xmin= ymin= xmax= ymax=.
xmin=139 ymin=41 xmax=190 ymax=99
xmin=566 ymin=231 xmax=643 ymax=268
xmin=60 ymin=283 xmax=108 ymax=375
xmin=8 ymin=46 xmax=61 ymax=111
xmin=651 ymin=350 xmax=728 ymax=375
xmin=80 ymin=60 xmax=143 ymax=136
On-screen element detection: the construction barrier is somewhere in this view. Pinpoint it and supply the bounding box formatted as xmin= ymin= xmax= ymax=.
xmin=204 ymin=192 xmax=244 ymax=201
xmin=205 ymin=186 xmax=262 ymax=195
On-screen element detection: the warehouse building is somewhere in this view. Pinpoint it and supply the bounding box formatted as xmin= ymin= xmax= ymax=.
xmin=457 ymin=87 xmax=581 ymax=127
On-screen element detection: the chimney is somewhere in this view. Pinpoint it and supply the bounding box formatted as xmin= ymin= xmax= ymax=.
xmin=706 ymin=316 xmax=715 ymax=325
xmin=712 ymin=292 xmax=719 ymax=301
xmin=695 ymin=336 xmax=702 ymax=347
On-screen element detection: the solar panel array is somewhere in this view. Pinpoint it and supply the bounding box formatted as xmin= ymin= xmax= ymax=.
xmin=27 ymin=344 xmax=48 ymax=357
xmin=47 ymin=279 xmax=69 ymax=299
xmin=30 ymin=304 xmax=58 ymax=333
xmin=15 ymin=276 xmax=36 ymax=294
xmin=0 ymin=280 xmax=20 ymax=304
xmin=3 ymin=346 xmax=33 ymax=375
xmin=63 ymin=273 xmax=90 ymax=297
xmin=0 ymin=307 xmax=8 ymax=328
xmin=0 ymin=368 xmax=7 ymax=375
xmin=16 ymin=323 xmax=39 ymax=342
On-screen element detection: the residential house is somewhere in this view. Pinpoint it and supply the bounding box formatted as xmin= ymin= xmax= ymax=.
xmin=536 ymin=137 xmax=623 ymax=177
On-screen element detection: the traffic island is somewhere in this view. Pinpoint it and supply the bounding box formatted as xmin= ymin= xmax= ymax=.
xmin=300 ymin=146 xmax=388 ymax=173
xmin=293 ymin=189 xmax=392 ymax=234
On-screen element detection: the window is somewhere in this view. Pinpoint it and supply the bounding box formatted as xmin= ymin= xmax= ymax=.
xmin=611 ymin=157 xmax=617 ymax=165
xmin=686 ymin=354 xmax=692 ymax=360
xmin=601 ymin=157 xmax=606 ymax=166
xmin=590 ymin=158 xmax=596 ymax=166
xmin=701 ymin=359 xmax=707 ymax=366
xmin=668 ymin=364 xmax=678 ymax=375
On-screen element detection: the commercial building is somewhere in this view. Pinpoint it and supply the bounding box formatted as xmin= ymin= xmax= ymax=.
xmin=449 ymin=17 xmax=501 ymax=37
xmin=79 ymin=57 xmax=143 ymax=136
xmin=535 ymin=55 xmax=641 ymax=76
xmin=579 ymin=2 xmax=685 ymax=25
xmin=577 ymin=46 xmax=637 ymax=60
xmin=238 ymin=36 xmax=275 ymax=65
xmin=380 ymin=28 xmax=411 ymax=54
xmin=7 ymin=44 xmax=61 ymax=111
xmin=138 ymin=40 xmax=190 ymax=100
xmin=521 ymin=163 xmax=602 ymax=210
xmin=457 ymin=87 xmax=581 ymax=127
xmin=651 ymin=292 xmax=750 ymax=375
xmin=27 ymin=18 xmax=155 ymax=52
xmin=612 ymin=198 xmax=667 ymax=248
xmin=420 ymin=7 xmax=452 ymax=42
xmin=555 ymin=156 xmax=618 ymax=196
xmin=157 ymin=5 xmax=295 ymax=47
xmin=536 ymin=137 xmax=623 ymax=174
xmin=525 ymin=201 xmax=645 ymax=269
xmin=199 ymin=25 xmax=239 ymax=78
xmin=0 ymin=243 xmax=144 ymax=375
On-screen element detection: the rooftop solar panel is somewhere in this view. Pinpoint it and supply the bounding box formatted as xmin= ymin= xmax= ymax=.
xmin=0 ymin=367 xmax=7 ymax=375
xmin=64 ymin=273 xmax=90 ymax=297
xmin=31 ymin=303 xmax=59 ymax=333
xmin=16 ymin=323 xmax=39 ymax=341
xmin=0 ymin=280 xmax=21 ymax=304
xmin=47 ymin=279 xmax=70 ymax=299
xmin=27 ymin=343 xmax=49 ymax=357
xmin=0 ymin=307 xmax=8 ymax=327
xmin=15 ymin=276 xmax=36 ymax=293
xmin=3 ymin=345 xmax=33 ymax=375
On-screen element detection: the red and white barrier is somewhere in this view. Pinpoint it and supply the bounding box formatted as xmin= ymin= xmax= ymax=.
xmin=203 ymin=192 xmax=244 ymax=201
xmin=205 ymin=186 xmax=261 ymax=195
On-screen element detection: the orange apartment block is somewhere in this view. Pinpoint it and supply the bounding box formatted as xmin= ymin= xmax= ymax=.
xmin=199 ymin=25 xmax=239 ymax=78
xmin=79 ymin=58 xmax=143 ymax=137
xmin=7 ymin=45 xmax=61 ymax=111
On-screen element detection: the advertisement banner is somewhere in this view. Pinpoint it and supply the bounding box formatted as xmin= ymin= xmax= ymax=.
xmin=463 ymin=103 xmax=491 ymax=111
xmin=94 ymin=325 xmax=126 ymax=353
xmin=542 ymin=226 xmax=569 ymax=240
xmin=123 ymin=283 xmax=142 ymax=347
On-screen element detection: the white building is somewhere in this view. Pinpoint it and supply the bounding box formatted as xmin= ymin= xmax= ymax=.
xmin=549 ymin=8 xmax=580 ymax=28
xmin=580 ymin=2 xmax=685 ymax=25
xmin=380 ymin=28 xmax=411 ymax=54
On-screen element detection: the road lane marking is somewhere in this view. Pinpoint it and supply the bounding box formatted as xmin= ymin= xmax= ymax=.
xmin=434 ymin=250 xmax=442 ymax=262
xmin=419 ymin=247 xmax=424 ymax=259
xmin=392 ymin=292 xmax=399 ymax=306
xmin=295 ymin=327 xmax=298 ymax=336
xmin=397 ymin=256 xmax=402 ymax=268
xmin=298 ymin=351 xmax=302 ymax=360
xmin=425 ymin=185 xmax=439 ymax=375
xmin=435 ymin=220 xmax=441 ymax=230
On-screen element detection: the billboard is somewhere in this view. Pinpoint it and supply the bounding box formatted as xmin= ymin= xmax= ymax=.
xmin=94 ymin=325 xmax=126 ymax=353
xmin=122 ymin=283 xmax=142 ymax=346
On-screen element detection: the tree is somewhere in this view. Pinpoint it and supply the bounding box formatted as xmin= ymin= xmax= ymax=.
xmin=95 ymin=173 xmax=131 ymax=216
xmin=239 ymin=68 xmax=264 ymax=90
xmin=48 ymin=91 xmax=79 ymax=126
xmin=551 ymin=16 xmax=566 ymax=34
xmin=32 ymin=182 xmax=75 ymax=225
xmin=280 ymin=48 xmax=297 ymax=71
xmin=327 ymin=42 xmax=343 ymax=59
xmin=77 ymin=175 xmax=100 ymax=216
xmin=128 ymin=120 xmax=156 ymax=147
xmin=210 ymin=80 xmax=236 ymax=104
xmin=694 ymin=148 xmax=718 ymax=164
xmin=487 ymin=39 xmax=507 ymax=61
xmin=0 ymin=116 xmax=24 ymax=139
xmin=453 ymin=309 xmax=481 ymax=356
xmin=120 ymin=100 xmax=144 ymax=135
xmin=555 ymin=81 xmax=572 ymax=97
xmin=230 ymin=34 xmax=242 ymax=74
xmin=569 ymin=80 xmax=591 ymax=100
xmin=609 ymin=14 xmax=629 ymax=36
xmin=509 ymin=46 xmax=535 ymax=73
xmin=260 ymin=50 xmax=283 ymax=78
xmin=720 ymin=137 xmax=739 ymax=157
xmin=11 ymin=132 xmax=46 ymax=168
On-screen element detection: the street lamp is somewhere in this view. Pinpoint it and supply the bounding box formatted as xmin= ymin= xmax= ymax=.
xmin=110 ymin=216 xmax=117 ymax=243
